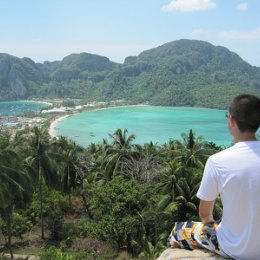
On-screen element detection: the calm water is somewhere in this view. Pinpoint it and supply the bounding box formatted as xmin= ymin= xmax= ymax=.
xmin=0 ymin=101 xmax=49 ymax=116
xmin=54 ymin=106 xmax=235 ymax=147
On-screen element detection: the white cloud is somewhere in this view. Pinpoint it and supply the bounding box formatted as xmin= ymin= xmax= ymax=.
xmin=161 ymin=0 xmax=216 ymax=12
xmin=218 ymin=27 xmax=260 ymax=40
xmin=191 ymin=28 xmax=210 ymax=36
xmin=237 ymin=2 xmax=248 ymax=11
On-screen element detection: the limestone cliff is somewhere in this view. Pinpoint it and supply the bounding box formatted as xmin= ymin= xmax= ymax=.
xmin=0 ymin=54 xmax=43 ymax=100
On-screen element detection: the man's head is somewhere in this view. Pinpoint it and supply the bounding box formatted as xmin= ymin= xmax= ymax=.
xmin=229 ymin=94 xmax=260 ymax=133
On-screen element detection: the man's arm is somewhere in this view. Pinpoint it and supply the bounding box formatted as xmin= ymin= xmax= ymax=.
xmin=199 ymin=199 xmax=215 ymax=224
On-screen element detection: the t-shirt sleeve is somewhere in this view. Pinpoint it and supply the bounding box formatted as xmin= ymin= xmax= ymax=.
xmin=197 ymin=158 xmax=219 ymax=201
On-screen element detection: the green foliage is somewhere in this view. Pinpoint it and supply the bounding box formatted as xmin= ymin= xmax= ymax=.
xmin=137 ymin=238 xmax=166 ymax=260
xmin=0 ymin=213 xmax=31 ymax=239
xmin=20 ymin=110 xmax=39 ymax=118
xmin=49 ymin=194 xmax=71 ymax=240
xmin=61 ymin=100 xmax=76 ymax=107
xmin=78 ymin=217 xmax=103 ymax=238
xmin=0 ymin=253 xmax=7 ymax=260
xmin=52 ymin=136 xmax=86 ymax=207
xmin=0 ymin=131 xmax=11 ymax=150
xmin=0 ymin=149 xmax=32 ymax=209
xmin=28 ymin=187 xmax=69 ymax=222
xmin=0 ymin=130 xmax=34 ymax=258
xmin=40 ymin=246 xmax=86 ymax=260
xmin=27 ymin=187 xmax=70 ymax=241
xmin=0 ymin=127 xmax=228 ymax=257
xmin=40 ymin=244 xmax=116 ymax=260
xmin=89 ymin=176 xmax=145 ymax=251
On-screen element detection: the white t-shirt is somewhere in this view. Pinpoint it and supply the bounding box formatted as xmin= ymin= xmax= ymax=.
xmin=197 ymin=141 xmax=260 ymax=260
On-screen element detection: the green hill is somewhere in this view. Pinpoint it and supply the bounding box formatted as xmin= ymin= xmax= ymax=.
xmin=0 ymin=39 xmax=260 ymax=108
xmin=118 ymin=40 xmax=260 ymax=107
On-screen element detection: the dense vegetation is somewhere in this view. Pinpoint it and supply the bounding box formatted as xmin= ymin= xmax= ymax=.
xmin=0 ymin=127 xmax=225 ymax=260
xmin=1 ymin=39 xmax=260 ymax=108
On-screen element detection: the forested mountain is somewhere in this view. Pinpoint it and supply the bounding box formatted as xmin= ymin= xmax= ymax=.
xmin=1 ymin=39 xmax=260 ymax=108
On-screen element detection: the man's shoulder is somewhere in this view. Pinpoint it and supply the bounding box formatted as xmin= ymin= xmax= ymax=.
xmin=210 ymin=145 xmax=237 ymax=161
xmin=210 ymin=141 xmax=260 ymax=163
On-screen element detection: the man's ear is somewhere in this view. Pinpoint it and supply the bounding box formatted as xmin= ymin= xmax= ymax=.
xmin=230 ymin=116 xmax=237 ymax=128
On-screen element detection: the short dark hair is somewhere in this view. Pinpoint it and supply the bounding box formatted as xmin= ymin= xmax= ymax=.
xmin=229 ymin=94 xmax=260 ymax=132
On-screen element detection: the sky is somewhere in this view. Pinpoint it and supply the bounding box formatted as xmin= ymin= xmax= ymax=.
xmin=1 ymin=0 xmax=260 ymax=66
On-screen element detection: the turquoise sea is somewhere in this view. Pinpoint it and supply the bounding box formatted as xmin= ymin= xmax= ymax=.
xmin=54 ymin=106 xmax=235 ymax=147
xmin=0 ymin=101 xmax=49 ymax=116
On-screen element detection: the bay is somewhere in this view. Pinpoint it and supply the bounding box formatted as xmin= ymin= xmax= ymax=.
xmin=0 ymin=101 xmax=49 ymax=116
xmin=54 ymin=106 xmax=235 ymax=147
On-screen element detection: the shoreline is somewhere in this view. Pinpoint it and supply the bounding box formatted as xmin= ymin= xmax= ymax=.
xmin=48 ymin=114 xmax=71 ymax=137
xmin=44 ymin=104 xmax=234 ymax=147
xmin=87 ymin=104 xmax=148 ymax=113
xmin=25 ymin=99 xmax=53 ymax=106
xmin=48 ymin=104 xmax=148 ymax=138
xmin=0 ymin=99 xmax=53 ymax=106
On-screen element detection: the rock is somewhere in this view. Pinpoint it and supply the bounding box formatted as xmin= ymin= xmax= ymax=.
xmin=4 ymin=254 xmax=40 ymax=260
xmin=156 ymin=248 xmax=227 ymax=260
xmin=0 ymin=53 xmax=43 ymax=99
xmin=8 ymin=64 xmax=27 ymax=96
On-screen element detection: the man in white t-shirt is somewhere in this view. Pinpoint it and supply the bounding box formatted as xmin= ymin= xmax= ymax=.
xmin=197 ymin=94 xmax=260 ymax=260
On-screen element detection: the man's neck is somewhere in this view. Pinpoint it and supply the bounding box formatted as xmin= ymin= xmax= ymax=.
xmin=233 ymin=132 xmax=258 ymax=143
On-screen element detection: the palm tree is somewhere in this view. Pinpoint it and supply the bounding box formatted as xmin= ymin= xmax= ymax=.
xmin=137 ymin=235 xmax=164 ymax=260
xmin=157 ymin=160 xmax=183 ymax=215
xmin=157 ymin=162 xmax=201 ymax=221
xmin=135 ymin=141 xmax=160 ymax=160
xmin=176 ymin=129 xmax=213 ymax=168
xmin=160 ymin=138 xmax=185 ymax=165
xmin=87 ymin=139 xmax=108 ymax=172
xmin=174 ymin=171 xmax=200 ymax=220
xmin=109 ymin=128 xmax=136 ymax=149
xmin=0 ymin=130 xmax=12 ymax=150
xmin=158 ymin=131 xmax=211 ymax=220
xmin=99 ymin=129 xmax=138 ymax=180
xmin=0 ymin=149 xmax=32 ymax=259
xmin=20 ymin=126 xmax=58 ymax=239
xmin=52 ymin=136 xmax=86 ymax=208
xmin=80 ymin=171 xmax=96 ymax=219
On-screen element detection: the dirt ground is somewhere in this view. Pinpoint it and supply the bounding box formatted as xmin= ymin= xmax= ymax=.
xmin=0 ymin=225 xmax=48 ymax=256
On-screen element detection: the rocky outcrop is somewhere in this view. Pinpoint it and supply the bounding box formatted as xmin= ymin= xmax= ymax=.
xmin=157 ymin=249 xmax=228 ymax=260
xmin=8 ymin=63 xmax=27 ymax=96
xmin=0 ymin=53 xmax=43 ymax=99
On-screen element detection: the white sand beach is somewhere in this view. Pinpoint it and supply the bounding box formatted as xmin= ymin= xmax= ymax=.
xmin=88 ymin=104 xmax=148 ymax=113
xmin=24 ymin=99 xmax=53 ymax=106
xmin=48 ymin=115 xmax=70 ymax=137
